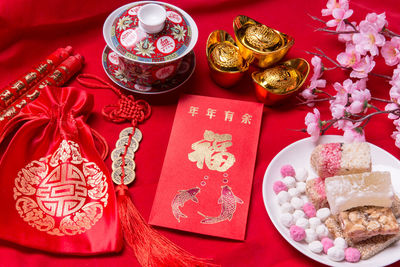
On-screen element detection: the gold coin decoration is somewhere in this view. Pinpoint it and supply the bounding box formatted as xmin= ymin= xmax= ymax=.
xmin=111 ymin=146 xmax=135 ymax=161
xmin=112 ymin=166 xmax=136 ymax=185
xmin=119 ymin=127 xmax=143 ymax=142
xmin=112 ymin=157 xmax=136 ymax=171
xmin=116 ymin=136 xmax=139 ymax=152
xmin=211 ymin=42 xmax=243 ymax=69
xmin=244 ymin=24 xmax=282 ymax=51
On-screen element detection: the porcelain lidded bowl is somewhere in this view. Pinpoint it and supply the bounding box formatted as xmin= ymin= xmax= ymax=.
xmin=103 ymin=1 xmax=198 ymax=88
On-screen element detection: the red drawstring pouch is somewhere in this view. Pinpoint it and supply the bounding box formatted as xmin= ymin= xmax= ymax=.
xmin=0 ymin=85 xmax=123 ymax=254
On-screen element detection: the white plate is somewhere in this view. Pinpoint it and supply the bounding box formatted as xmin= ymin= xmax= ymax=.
xmin=262 ymin=135 xmax=400 ymax=266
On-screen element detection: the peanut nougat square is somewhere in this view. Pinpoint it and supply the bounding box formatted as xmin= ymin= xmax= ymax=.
xmin=338 ymin=206 xmax=399 ymax=243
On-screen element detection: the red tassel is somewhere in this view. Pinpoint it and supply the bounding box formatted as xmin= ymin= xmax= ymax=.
xmin=116 ymin=185 xmax=217 ymax=267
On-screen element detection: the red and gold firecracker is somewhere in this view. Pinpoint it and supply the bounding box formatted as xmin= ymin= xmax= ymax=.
xmin=0 ymin=54 xmax=84 ymax=131
xmin=0 ymin=46 xmax=72 ymax=110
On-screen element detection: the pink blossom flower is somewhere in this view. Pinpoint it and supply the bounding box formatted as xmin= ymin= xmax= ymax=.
xmin=330 ymin=103 xmax=346 ymax=118
xmin=382 ymin=37 xmax=400 ymax=66
xmin=347 ymin=88 xmax=371 ymax=114
xmin=322 ymin=0 xmax=350 ymax=16
xmin=331 ymin=80 xmax=350 ymax=106
xmin=311 ymin=56 xmax=324 ymax=80
xmin=394 ymin=119 xmax=400 ymax=128
xmin=352 ymin=21 xmax=386 ymax=56
xmin=391 ymin=131 xmax=400 ymax=149
xmin=300 ymin=88 xmax=317 ymax=107
xmin=390 ymin=66 xmax=400 ymax=102
xmin=365 ymin=12 xmax=387 ymax=31
xmin=335 ymin=119 xmax=356 ymax=131
xmin=350 ymin=55 xmax=376 ymax=78
xmin=338 ymin=22 xmax=358 ymax=43
xmin=390 ymin=66 xmax=400 ymax=87
xmin=390 ymin=86 xmax=400 ymax=102
xmin=337 ymin=43 xmax=361 ymax=67
xmin=305 ymin=108 xmax=321 ymax=141
xmin=326 ymin=8 xmax=354 ymax=30
xmin=353 ymin=78 xmax=368 ymax=91
xmin=385 ymin=103 xmax=400 ymax=120
xmin=343 ymin=128 xmax=366 ymax=142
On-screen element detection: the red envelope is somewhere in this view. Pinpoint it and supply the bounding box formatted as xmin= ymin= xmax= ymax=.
xmin=149 ymin=94 xmax=263 ymax=240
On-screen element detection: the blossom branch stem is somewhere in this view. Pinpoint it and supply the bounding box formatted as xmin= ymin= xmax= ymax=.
xmin=306 ymin=50 xmax=392 ymax=80
xmin=371 ymin=97 xmax=393 ymax=103
xmin=315 ymin=28 xmax=358 ymax=35
xmin=383 ymin=28 xmax=400 ymax=38
xmin=344 ymin=110 xmax=399 ymax=123
xmin=343 ymin=19 xmax=358 ymax=31
xmin=297 ymin=97 xmax=333 ymax=106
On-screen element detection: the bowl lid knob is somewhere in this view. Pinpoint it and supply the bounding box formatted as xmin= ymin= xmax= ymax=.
xmin=138 ymin=4 xmax=166 ymax=34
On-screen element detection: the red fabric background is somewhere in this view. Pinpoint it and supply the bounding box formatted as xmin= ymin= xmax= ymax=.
xmin=0 ymin=0 xmax=399 ymax=266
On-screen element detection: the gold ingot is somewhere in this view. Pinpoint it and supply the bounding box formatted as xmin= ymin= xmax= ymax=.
xmin=233 ymin=15 xmax=294 ymax=68
xmin=206 ymin=30 xmax=249 ymax=88
xmin=252 ymin=58 xmax=309 ymax=105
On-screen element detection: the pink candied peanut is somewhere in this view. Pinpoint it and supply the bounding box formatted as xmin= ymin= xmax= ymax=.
xmin=321 ymin=237 xmax=334 ymax=254
xmin=290 ymin=225 xmax=306 ymax=241
xmin=273 ymin=181 xmax=288 ymax=194
xmin=280 ymin=164 xmax=296 ymax=178
xmin=303 ymin=202 xmax=316 ymax=218
xmin=345 ymin=247 xmax=361 ymax=263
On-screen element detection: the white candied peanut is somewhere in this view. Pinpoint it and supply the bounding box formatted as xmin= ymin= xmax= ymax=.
xmin=327 ymin=246 xmax=345 ymax=261
xmin=305 ymin=228 xmax=318 ymax=243
xmin=295 ymin=168 xmax=308 ymax=182
xmin=316 ymin=208 xmax=331 ymax=222
xmin=288 ymin=188 xmax=300 ymax=198
xmin=291 ymin=197 xmax=304 ymax=210
xmin=309 ymin=217 xmax=322 ymax=230
xmin=281 ymin=202 xmax=294 ymax=214
xmin=277 ymin=191 xmax=291 ymax=205
xmin=316 ymin=224 xmax=329 ymax=239
xmin=293 ymin=210 xmax=305 ymax=221
xmin=333 ymin=237 xmax=347 ymax=249
xmin=308 ymin=240 xmax=323 ymax=253
xmin=279 ymin=213 xmax=294 ymax=228
xmin=296 ymin=182 xmax=306 ymax=193
xmin=283 ymin=176 xmax=296 ymax=188
xmin=296 ymin=217 xmax=309 ymax=229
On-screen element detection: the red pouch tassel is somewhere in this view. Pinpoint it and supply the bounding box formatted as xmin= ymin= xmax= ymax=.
xmin=77 ymin=74 xmax=216 ymax=267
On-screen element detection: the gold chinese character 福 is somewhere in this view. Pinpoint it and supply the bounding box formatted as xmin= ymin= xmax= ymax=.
xmin=188 ymin=130 xmax=236 ymax=172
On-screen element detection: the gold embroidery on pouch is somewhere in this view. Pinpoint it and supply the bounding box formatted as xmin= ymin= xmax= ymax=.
xmin=14 ymin=140 xmax=109 ymax=236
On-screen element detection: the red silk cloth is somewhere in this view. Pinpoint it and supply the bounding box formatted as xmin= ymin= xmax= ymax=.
xmin=0 ymin=86 xmax=122 ymax=254
xmin=0 ymin=0 xmax=400 ymax=266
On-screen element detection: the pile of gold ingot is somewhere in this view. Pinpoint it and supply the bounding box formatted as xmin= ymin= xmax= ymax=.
xmin=206 ymin=15 xmax=309 ymax=105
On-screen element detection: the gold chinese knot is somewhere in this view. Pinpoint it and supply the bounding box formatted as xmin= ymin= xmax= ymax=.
xmin=188 ymin=130 xmax=236 ymax=172
xmin=13 ymin=140 xmax=108 ymax=236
